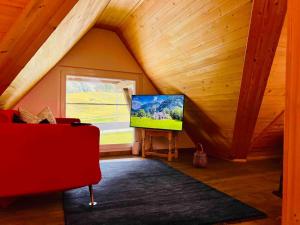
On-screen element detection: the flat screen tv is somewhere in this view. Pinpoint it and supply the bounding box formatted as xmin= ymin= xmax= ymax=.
xmin=130 ymin=94 xmax=185 ymax=131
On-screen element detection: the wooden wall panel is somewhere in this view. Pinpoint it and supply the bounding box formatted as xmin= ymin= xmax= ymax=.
xmin=282 ymin=0 xmax=300 ymax=222
xmin=251 ymin=21 xmax=287 ymax=152
xmin=116 ymin=0 xmax=252 ymax=157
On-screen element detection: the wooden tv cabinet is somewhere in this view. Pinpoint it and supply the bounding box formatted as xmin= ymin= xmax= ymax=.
xmin=141 ymin=128 xmax=178 ymax=161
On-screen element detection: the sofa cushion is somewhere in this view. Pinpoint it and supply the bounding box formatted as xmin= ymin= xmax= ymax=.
xmin=19 ymin=107 xmax=57 ymax=124
xmin=0 ymin=110 xmax=17 ymax=123
xmin=37 ymin=106 xmax=56 ymax=124
xmin=19 ymin=108 xmax=40 ymax=124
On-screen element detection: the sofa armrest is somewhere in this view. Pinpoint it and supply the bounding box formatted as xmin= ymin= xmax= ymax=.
xmin=0 ymin=123 xmax=101 ymax=197
xmin=56 ymin=118 xmax=81 ymax=124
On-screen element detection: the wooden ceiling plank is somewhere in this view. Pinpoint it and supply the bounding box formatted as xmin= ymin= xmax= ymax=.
xmin=0 ymin=0 xmax=46 ymax=56
xmin=0 ymin=1 xmax=66 ymax=60
xmin=0 ymin=0 xmax=110 ymax=109
xmin=0 ymin=2 xmax=28 ymax=36
xmin=0 ymin=4 xmax=23 ymax=18
xmin=120 ymin=0 xmax=251 ymax=53
xmin=0 ymin=0 xmax=28 ymax=9
xmin=118 ymin=0 xmax=144 ymax=27
xmin=231 ymin=0 xmax=287 ymax=159
xmin=97 ymin=0 xmax=144 ymax=28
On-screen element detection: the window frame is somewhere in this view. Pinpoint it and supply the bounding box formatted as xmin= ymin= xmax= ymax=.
xmin=60 ymin=67 xmax=142 ymax=152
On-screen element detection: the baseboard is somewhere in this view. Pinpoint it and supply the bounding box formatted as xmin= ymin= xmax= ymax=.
xmin=247 ymin=147 xmax=283 ymax=161
xmin=247 ymin=154 xmax=282 ymax=161
xmin=231 ymin=158 xmax=248 ymax=163
xmin=100 ymin=148 xmax=193 ymax=158
xmin=101 ymin=150 xmax=132 ymax=157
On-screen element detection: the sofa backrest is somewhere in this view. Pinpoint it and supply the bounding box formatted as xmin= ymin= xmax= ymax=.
xmin=0 ymin=110 xmax=18 ymax=123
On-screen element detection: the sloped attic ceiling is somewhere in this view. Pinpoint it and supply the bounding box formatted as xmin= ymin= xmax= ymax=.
xmin=96 ymin=0 xmax=286 ymax=159
xmin=0 ymin=0 xmax=79 ymax=103
xmin=0 ymin=0 xmax=286 ymax=159
xmin=0 ymin=0 xmax=110 ymax=108
xmin=98 ymin=0 xmax=253 ymax=158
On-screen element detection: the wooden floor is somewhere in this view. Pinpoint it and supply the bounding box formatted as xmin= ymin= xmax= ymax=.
xmin=0 ymin=151 xmax=282 ymax=225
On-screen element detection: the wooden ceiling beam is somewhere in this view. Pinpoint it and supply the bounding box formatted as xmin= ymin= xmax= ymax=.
xmin=0 ymin=0 xmax=78 ymax=95
xmin=231 ymin=0 xmax=287 ymax=159
xmin=0 ymin=0 xmax=111 ymax=109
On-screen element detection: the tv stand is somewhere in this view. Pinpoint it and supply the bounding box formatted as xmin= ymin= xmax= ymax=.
xmin=141 ymin=129 xmax=178 ymax=161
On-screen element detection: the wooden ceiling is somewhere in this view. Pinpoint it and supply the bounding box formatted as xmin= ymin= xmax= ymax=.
xmin=97 ymin=0 xmax=143 ymax=29
xmin=0 ymin=0 xmax=111 ymax=109
xmin=97 ymin=0 xmax=286 ymax=159
xmin=99 ymin=0 xmax=254 ymax=158
xmin=0 ymin=0 xmax=79 ymax=96
xmin=0 ymin=0 xmax=29 ymax=42
xmin=0 ymin=0 xmax=286 ymax=159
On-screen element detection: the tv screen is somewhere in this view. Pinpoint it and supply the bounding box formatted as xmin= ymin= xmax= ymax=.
xmin=130 ymin=94 xmax=185 ymax=131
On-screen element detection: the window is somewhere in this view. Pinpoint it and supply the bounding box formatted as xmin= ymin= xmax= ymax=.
xmin=66 ymin=75 xmax=135 ymax=145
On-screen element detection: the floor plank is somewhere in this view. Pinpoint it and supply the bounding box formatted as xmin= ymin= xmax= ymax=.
xmin=166 ymin=152 xmax=282 ymax=225
xmin=0 ymin=152 xmax=282 ymax=225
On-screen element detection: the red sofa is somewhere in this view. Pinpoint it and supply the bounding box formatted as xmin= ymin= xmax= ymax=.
xmin=0 ymin=110 xmax=101 ymax=205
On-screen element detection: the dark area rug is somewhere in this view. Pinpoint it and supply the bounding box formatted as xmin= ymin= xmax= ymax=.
xmin=63 ymin=159 xmax=266 ymax=225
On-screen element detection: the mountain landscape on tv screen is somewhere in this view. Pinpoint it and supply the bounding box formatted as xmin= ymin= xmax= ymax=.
xmin=130 ymin=95 xmax=184 ymax=130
